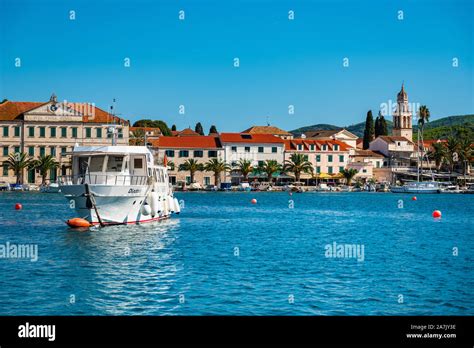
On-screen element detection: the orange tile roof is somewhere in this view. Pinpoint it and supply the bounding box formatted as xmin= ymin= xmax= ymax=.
xmin=284 ymin=139 xmax=352 ymax=151
xmin=0 ymin=101 xmax=45 ymax=120
xmin=177 ymin=128 xmax=200 ymax=136
xmin=219 ymin=133 xmax=285 ymax=144
xmin=0 ymin=100 xmax=128 ymax=125
xmin=353 ymin=149 xmax=385 ymax=158
xmin=241 ymin=125 xmax=291 ymax=135
xmin=151 ymin=136 xmax=221 ymax=149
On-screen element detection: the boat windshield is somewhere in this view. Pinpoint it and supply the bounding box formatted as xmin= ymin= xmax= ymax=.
xmin=107 ymin=156 xmax=124 ymax=172
xmin=89 ymin=155 xmax=105 ymax=172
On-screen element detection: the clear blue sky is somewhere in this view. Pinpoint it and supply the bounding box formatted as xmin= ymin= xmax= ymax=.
xmin=1 ymin=0 xmax=473 ymax=132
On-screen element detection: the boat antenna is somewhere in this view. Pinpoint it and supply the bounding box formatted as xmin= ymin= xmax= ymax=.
xmin=108 ymin=98 xmax=118 ymax=146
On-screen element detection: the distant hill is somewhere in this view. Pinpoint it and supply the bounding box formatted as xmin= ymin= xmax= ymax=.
xmin=290 ymin=114 xmax=474 ymax=139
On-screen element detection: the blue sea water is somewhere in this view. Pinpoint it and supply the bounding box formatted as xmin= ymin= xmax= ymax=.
xmin=0 ymin=191 xmax=472 ymax=316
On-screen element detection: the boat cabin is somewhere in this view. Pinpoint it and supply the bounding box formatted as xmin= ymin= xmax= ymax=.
xmin=64 ymin=146 xmax=168 ymax=186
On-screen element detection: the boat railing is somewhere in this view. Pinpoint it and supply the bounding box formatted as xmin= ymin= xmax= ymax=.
xmin=59 ymin=174 xmax=149 ymax=186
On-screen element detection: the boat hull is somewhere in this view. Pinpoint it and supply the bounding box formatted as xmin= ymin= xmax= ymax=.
xmin=61 ymin=184 xmax=173 ymax=225
xmin=390 ymin=187 xmax=440 ymax=194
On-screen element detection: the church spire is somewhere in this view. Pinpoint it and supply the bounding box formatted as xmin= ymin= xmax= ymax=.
xmin=393 ymin=83 xmax=412 ymax=140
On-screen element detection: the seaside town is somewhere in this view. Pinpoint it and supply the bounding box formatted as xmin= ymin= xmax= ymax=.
xmin=0 ymin=85 xmax=473 ymax=193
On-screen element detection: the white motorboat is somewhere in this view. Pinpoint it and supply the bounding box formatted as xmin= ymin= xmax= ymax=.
xmin=40 ymin=183 xmax=61 ymax=193
xmin=60 ymin=145 xmax=180 ymax=226
xmin=390 ymin=181 xmax=440 ymax=194
xmin=390 ymin=127 xmax=440 ymax=194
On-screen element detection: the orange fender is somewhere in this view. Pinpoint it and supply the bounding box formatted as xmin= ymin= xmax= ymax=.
xmin=66 ymin=218 xmax=92 ymax=228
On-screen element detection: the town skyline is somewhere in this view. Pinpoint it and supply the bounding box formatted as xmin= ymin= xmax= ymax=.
xmin=1 ymin=0 xmax=473 ymax=131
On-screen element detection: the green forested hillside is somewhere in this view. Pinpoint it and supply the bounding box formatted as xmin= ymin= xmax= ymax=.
xmin=290 ymin=114 xmax=474 ymax=141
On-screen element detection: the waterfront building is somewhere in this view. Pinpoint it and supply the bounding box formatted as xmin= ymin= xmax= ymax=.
xmin=302 ymin=129 xmax=359 ymax=149
xmin=392 ymin=83 xmax=413 ymax=141
xmin=151 ymin=136 xmax=224 ymax=186
xmin=284 ymin=138 xmax=352 ymax=180
xmin=241 ymin=125 xmax=294 ymax=140
xmin=219 ymin=133 xmax=285 ymax=184
xmin=348 ymin=149 xmax=386 ymax=181
xmin=0 ymin=95 xmax=129 ymax=185
xmin=369 ymin=136 xmax=414 ymax=168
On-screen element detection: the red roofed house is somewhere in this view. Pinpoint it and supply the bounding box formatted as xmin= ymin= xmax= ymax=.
xmin=150 ymin=136 xmax=224 ymax=187
xmin=284 ymin=139 xmax=352 ymax=181
xmin=219 ymin=133 xmax=285 ymax=184
xmin=0 ymin=94 xmax=129 ymax=185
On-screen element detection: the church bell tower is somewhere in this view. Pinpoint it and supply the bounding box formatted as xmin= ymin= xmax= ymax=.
xmin=392 ymin=83 xmax=413 ymax=140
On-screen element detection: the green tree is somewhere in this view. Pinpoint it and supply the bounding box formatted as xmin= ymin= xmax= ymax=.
xmin=458 ymin=137 xmax=473 ymax=176
xmin=340 ymin=168 xmax=358 ymax=186
xmin=3 ymin=152 xmax=34 ymax=184
xmin=178 ymin=159 xmax=203 ymax=184
xmin=283 ymin=153 xmax=313 ymax=182
xmin=260 ymin=160 xmax=282 ymax=183
xmin=374 ymin=116 xmax=380 ymax=138
xmin=171 ymin=124 xmax=177 ymax=131
xmin=204 ymin=159 xmax=230 ymax=187
xmin=236 ymin=159 xmax=253 ymax=182
xmin=380 ymin=115 xmax=388 ymax=136
xmin=130 ymin=128 xmax=145 ymax=145
xmin=32 ymin=155 xmax=59 ymax=185
xmin=209 ymin=125 xmax=218 ymax=134
xmin=445 ymin=136 xmax=460 ymax=173
xmin=427 ymin=142 xmax=447 ymax=171
xmin=417 ymin=105 xmax=430 ymax=171
xmin=195 ymin=122 xmax=204 ymax=136
xmin=375 ymin=111 xmax=388 ymax=137
xmin=132 ymin=119 xmax=171 ymax=136
xmin=167 ymin=160 xmax=175 ymax=171
xmin=363 ymin=110 xmax=375 ymax=149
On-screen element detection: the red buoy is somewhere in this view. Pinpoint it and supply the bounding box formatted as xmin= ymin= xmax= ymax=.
xmin=15 ymin=203 xmax=22 ymax=210
xmin=412 ymin=196 xmax=417 ymax=201
xmin=66 ymin=218 xmax=92 ymax=228
xmin=432 ymin=210 xmax=442 ymax=218
xmin=251 ymin=198 xmax=257 ymax=204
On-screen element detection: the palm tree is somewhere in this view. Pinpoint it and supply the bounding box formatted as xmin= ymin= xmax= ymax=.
xmin=340 ymin=168 xmax=358 ymax=186
xmin=236 ymin=159 xmax=253 ymax=182
xmin=428 ymin=142 xmax=447 ymax=171
xmin=204 ymin=158 xmax=230 ymax=187
xmin=178 ymin=159 xmax=202 ymax=184
xmin=458 ymin=137 xmax=473 ymax=177
xmin=32 ymin=155 xmax=59 ymax=185
xmin=417 ymin=105 xmax=430 ymax=174
xmin=260 ymin=160 xmax=282 ymax=183
xmin=130 ymin=128 xmax=146 ymax=146
xmin=4 ymin=152 xmax=34 ymax=184
xmin=446 ymin=136 xmax=460 ymax=173
xmin=283 ymin=153 xmax=313 ymax=182
xmin=167 ymin=160 xmax=175 ymax=171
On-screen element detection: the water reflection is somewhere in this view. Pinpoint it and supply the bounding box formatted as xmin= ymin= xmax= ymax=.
xmin=61 ymin=219 xmax=183 ymax=315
